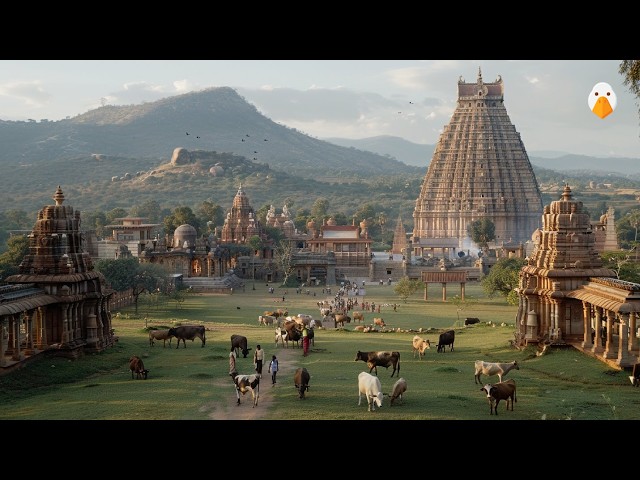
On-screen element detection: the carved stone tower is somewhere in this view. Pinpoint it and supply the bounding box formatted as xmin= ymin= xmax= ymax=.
xmin=412 ymin=69 xmax=543 ymax=258
xmin=220 ymin=184 xmax=263 ymax=244
xmin=391 ymin=215 xmax=407 ymax=255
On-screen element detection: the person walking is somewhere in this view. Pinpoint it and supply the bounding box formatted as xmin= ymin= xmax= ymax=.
xmin=302 ymin=325 xmax=309 ymax=356
xmin=229 ymin=346 xmax=237 ymax=379
xmin=254 ymin=344 xmax=264 ymax=376
xmin=268 ymin=355 xmax=279 ymax=385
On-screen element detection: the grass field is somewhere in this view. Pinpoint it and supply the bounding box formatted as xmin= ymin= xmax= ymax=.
xmin=2 ymin=281 xmax=639 ymax=421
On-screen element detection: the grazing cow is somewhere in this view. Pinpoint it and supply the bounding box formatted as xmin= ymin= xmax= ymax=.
xmin=352 ymin=311 xmax=365 ymax=323
xmin=275 ymin=327 xmax=287 ymax=348
xmin=358 ymin=371 xmax=384 ymax=411
xmin=258 ymin=315 xmax=275 ymax=326
xmin=148 ymin=328 xmax=174 ymax=348
xmin=355 ymin=350 xmax=401 ymax=377
xmin=232 ymin=372 xmax=260 ymax=407
xmin=334 ymin=314 xmax=351 ymax=328
xmin=465 ymin=317 xmax=480 ymax=326
xmin=388 ymin=377 xmax=407 ymax=406
xmin=129 ymin=355 xmax=148 ymax=380
xmin=373 ymin=317 xmax=386 ymax=328
xmin=168 ymin=325 xmax=206 ymax=348
xmin=231 ymin=334 xmax=251 ymax=357
xmin=412 ymin=335 xmax=431 ymax=360
xmin=481 ymin=379 xmax=517 ymax=415
xmin=436 ymin=329 xmax=455 ymax=353
xmin=474 ymin=360 xmax=520 ymax=384
xmin=294 ymin=367 xmax=311 ymax=399
xmin=282 ymin=321 xmax=302 ymax=348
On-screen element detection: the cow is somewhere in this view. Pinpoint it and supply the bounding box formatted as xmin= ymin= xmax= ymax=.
xmin=630 ymin=362 xmax=640 ymax=386
xmin=481 ymin=379 xmax=517 ymax=415
xmin=358 ymin=371 xmax=384 ymax=411
xmin=388 ymin=377 xmax=407 ymax=406
xmin=474 ymin=360 xmax=519 ymax=384
xmin=436 ymin=329 xmax=455 ymax=353
xmin=129 ymin=355 xmax=148 ymax=380
xmin=231 ymin=334 xmax=251 ymax=357
xmin=334 ymin=314 xmax=351 ymax=328
xmin=148 ymin=328 xmax=174 ymax=348
xmin=412 ymin=335 xmax=431 ymax=360
xmin=282 ymin=321 xmax=302 ymax=348
xmin=352 ymin=311 xmax=365 ymax=323
xmin=168 ymin=325 xmax=206 ymax=348
xmin=373 ymin=317 xmax=386 ymax=328
xmin=259 ymin=315 xmax=276 ymax=326
xmin=232 ymin=372 xmax=260 ymax=407
xmin=355 ymin=350 xmax=400 ymax=377
xmin=275 ymin=327 xmax=287 ymax=348
xmin=294 ymin=367 xmax=311 ymax=399
xmin=465 ymin=317 xmax=480 ymax=326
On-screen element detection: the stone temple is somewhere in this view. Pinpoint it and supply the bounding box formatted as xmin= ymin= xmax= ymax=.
xmin=412 ymin=68 xmax=543 ymax=258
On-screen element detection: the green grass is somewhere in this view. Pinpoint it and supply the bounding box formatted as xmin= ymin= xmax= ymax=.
xmin=2 ymin=283 xmax=639 ymax=420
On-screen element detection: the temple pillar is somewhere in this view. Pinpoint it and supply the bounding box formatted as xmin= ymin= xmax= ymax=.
xmin=603 ymin=310 xmax=616 ymax=359
xmin=592 ymin=307 xmax=604 ymax=354
xmin=629 ymin=312 xmax=638 ymax=355
xmin=617 ymin=312 xmax=632 ymax=366
xmin=581 ymin=301 xmax=593 ymax=349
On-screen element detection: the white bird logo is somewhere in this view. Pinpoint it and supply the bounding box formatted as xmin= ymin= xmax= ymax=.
xmin=588 ymin=82 xmax=617 ymax=119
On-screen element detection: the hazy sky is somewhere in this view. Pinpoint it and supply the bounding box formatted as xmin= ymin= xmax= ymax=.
xmin=0 ymin=60 xmax=638 ymax=158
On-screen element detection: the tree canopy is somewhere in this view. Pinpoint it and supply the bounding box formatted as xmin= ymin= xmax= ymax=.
xmin=481 ymin=257 xmax=525 ymax=305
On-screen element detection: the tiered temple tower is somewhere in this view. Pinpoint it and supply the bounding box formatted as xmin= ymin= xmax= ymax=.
xmin=391 ymin=215 xmax=407 ymax=255
xmin=220 ymin=184 xmax=264 ymax=244
xmin=412 ymin=68 xmax=543 ymax=258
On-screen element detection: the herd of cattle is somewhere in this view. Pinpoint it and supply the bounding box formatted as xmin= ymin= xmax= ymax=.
xmin=138 ymin=318 xmax=521 ymax=415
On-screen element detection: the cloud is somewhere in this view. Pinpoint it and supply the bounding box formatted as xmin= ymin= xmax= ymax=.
xmin=0 ymin=81 xmax=52 ymax=107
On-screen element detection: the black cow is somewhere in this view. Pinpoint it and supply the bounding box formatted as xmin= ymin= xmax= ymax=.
xmin=231 ymin=334 xmax=251 ymax=357
xmin=294 ymin=367 xmax=311 ymax=399
xmin=168 ymin=325 xmax=206 ymax=348
xmin=355 ymin=350 xmax=400 ymax=377
xmin=436 ymin=329 xmax=455 ymax=353
xmin=480 ymin=379 xmax=517 ymax=415
xmin=464 ymin=317 xmax=480 ymax=326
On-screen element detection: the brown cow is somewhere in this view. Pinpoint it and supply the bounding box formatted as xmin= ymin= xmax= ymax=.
xmin=149 ymin=328 xmax=174 ymax=347
xmin=231 ymin=334 xmax=251 ymax=357
xmin=352 ymin=311 xmax=365 ymax=323
xmin=129 ymin=355 xmax=148 ymax=380
xmin=282 ymin=321 xmax=302 ymax=348
xmin=294 ymin=367 xmax=311 ymax=399
xmin=333 ymin=314 xmax=351 ymax=328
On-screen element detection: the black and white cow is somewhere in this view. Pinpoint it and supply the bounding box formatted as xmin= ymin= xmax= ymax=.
xmin=232 ymin=372 xmax=260 ymax=407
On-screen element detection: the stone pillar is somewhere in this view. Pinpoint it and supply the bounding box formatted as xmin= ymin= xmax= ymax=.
xmin=86 ymin=313 xmax=98 ymax=348
xmin=62 ymin=306 xmax=70 ymax=343
xmin=629 ymin=312 xmax=638 ymax=355
xmin=603 ymin=310 xmax=616 ymax=359
xmin=11 ymin=317 xmax=24 ymax=361
xmin=581 ymin=301 xmax=593 ymax=349
xmin=0 ymin=318 xmax=9 ymax=367
xmin=592 ymin=307 xmax=604 ymax=354
xmin=617 ymin=312 xmax=632 ymax=366
xmin=441 ymin=283 xmax=447 ymax=302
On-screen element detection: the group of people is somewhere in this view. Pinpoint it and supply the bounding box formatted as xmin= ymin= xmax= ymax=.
xmin=229 ymin=343 xmax=280 ymax=386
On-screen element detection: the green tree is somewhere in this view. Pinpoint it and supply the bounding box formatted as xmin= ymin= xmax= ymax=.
xmin=82 ymin=210 xmax=107 ymax=238
xmin=164 ymin=206 xmax=200 ymax=235
xmin=481 ymin=257 xmax=525 ymax=305
xmin=468 ymin=217 xmax=496 ymax=253
xmin=196 ymin=200 xmax=224 ymax=232
xmin=311 ymin=198 xmax=330 ymax=222
xmin=106 ymin=208 xmax=129 ymax=224
xmin=393 ymin=276 xmax=423 ymax=303
xmin=130 ymin=200 xmax=169 ymax=224
xmin=449 ymin=294 xmax=478 ymax=324
xmin=620 ymin=60 xmax=640 ymax=100
xmin=601 ymin=250 xmax=640 ymax=283
xmin=0 ymin=235 xmax=29 ymax=280
xmin=95 ymin=258 xmax=169 ymax=314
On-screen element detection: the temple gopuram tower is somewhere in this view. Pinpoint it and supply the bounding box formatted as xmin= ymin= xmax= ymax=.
xmin=412 ymin=68 xmax=543 ymax=258
xmin=220 ymin=184 xmax=264 ymax=244
xmin=3 ymin=186 xmax=115 ymax=361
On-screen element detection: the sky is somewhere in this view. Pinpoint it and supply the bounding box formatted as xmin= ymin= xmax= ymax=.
xmin=0 ymin=60 xmax=638 ymax=158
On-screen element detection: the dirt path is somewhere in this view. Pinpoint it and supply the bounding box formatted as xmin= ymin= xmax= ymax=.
xmin=200 ymin=340 xmax=300 ymax=420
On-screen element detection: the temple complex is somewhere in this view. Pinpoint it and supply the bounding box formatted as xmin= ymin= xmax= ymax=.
xmin=1 ymin=186 xmax=116 ymax=369
xmin=515 ymin=185 xmax=640 ymax=368
xmin=412 ymin=69 xmax=543 ymax=259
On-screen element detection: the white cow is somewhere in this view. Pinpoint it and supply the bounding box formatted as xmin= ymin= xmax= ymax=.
xmin=274 ymin=327 xmax=287 ymax=348
xmin=232 ymin=373 xmax=260 ymax=407
xmin=474 ymin=360 xmax=519 ymax=384
xmin=389 ymin=377 xmax=407 ymax=406
xmin=358 ymin=371 xmax=384 ymax=412
xmin=259 ymin=315 xmax=275 ymax=326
